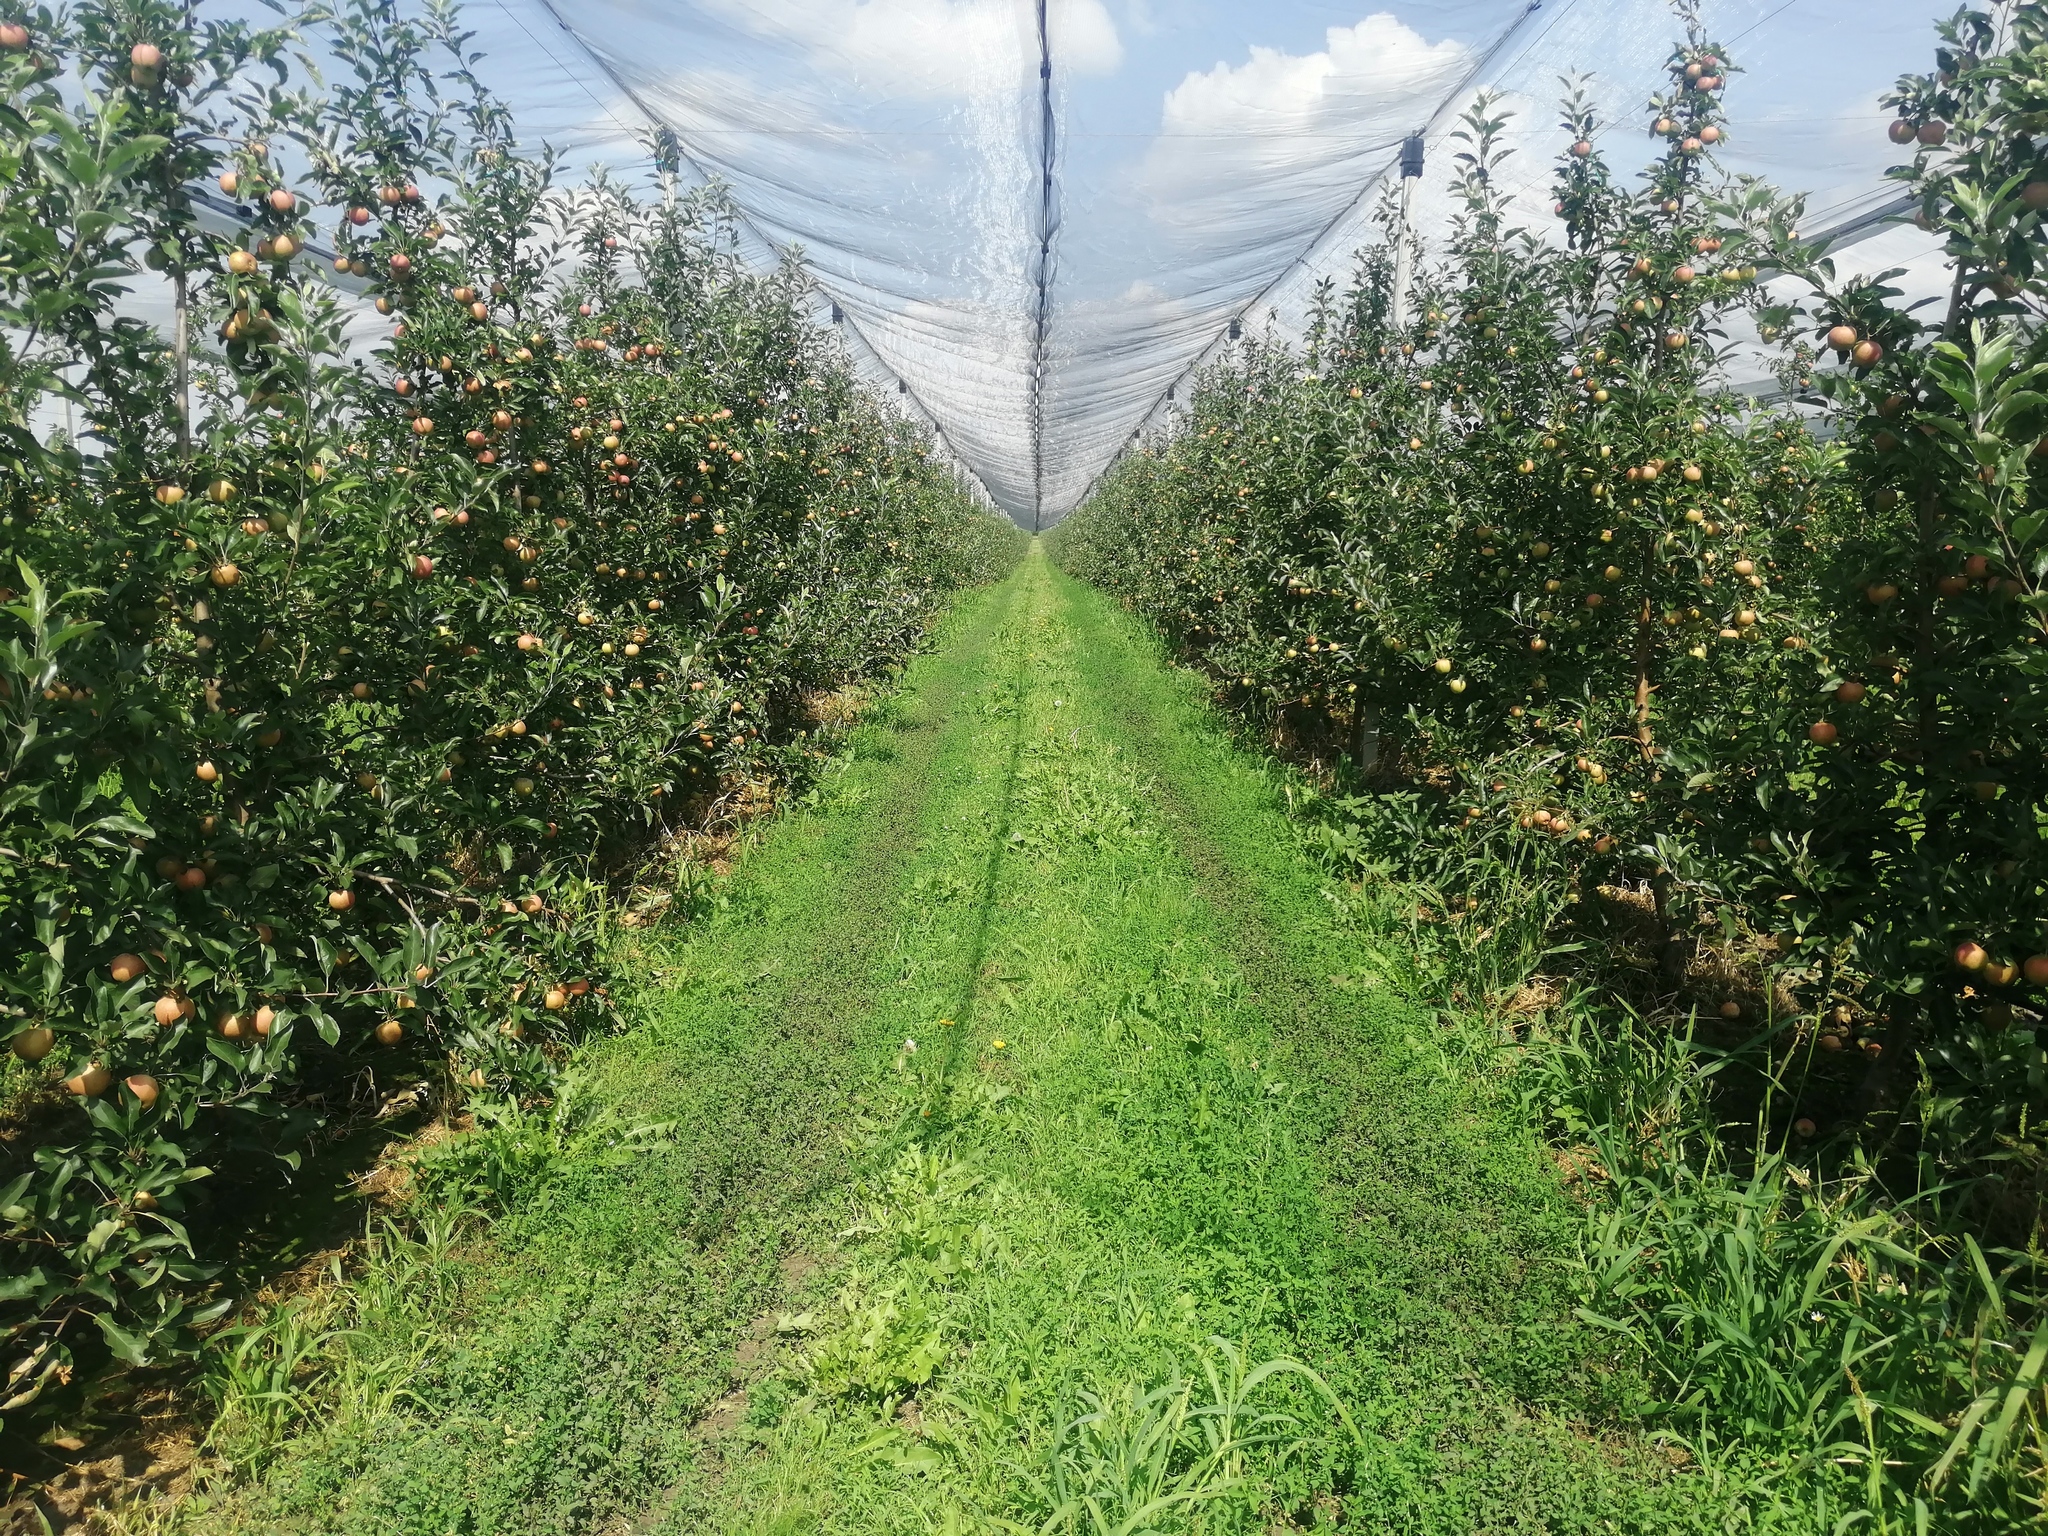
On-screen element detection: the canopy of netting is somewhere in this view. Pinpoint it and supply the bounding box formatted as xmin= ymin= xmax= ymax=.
xmin=444 ymin=1 xmax=1946 ymax=524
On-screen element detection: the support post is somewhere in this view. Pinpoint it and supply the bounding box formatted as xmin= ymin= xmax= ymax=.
xmin=1390 ymin=132 xmax=1425 ymax=333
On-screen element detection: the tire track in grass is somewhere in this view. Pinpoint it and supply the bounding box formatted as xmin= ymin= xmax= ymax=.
xmin=1041 ymin=557 xmax=1736 ymax=1530
xmin=694 ymin=546 xmax=1737 ymax=1535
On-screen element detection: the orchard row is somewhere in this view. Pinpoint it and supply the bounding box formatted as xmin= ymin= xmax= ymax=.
xmin=0 ymin=1 xmax=1017 ymax=1418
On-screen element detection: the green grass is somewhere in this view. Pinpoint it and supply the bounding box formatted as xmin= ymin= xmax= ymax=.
xmin=174 ymin=546 xmax=1771 ymax=1534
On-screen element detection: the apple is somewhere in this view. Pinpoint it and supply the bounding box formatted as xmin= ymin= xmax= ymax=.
xmin=374 ymin=1019 xmax=404 ymax=1046
xmin=267 ymin=187 xmax=295 ymax=213
xmin=124 ymin=1074 xmax=160 ymax=1108
xmin=253 ymin=1005 xmax=276 ymax=1036
xmin=1793 ymin=1117 xmax=1816 ymax=1138
xmin=2022 ymin=954 xmax=2048 ymax=986
xmin=328 ymin=889 xmax=354 ymax=911
xmin=1984 ymin=959 xmax=2019 ymax=986
xmin=130 ymin=42 xmax=161 ymax=70
xmin=109 ymin=953 xmax=147 ymax=984
xmin=195 ymin=760 xmax=219 ymax=784
xmin=1826 ymin=324 xmax=1858 ymax=351
xmin=1917 ymin=120 xmax=1947 ymax=146
xmin=544 ymin=987 xmax=568 ymax=1011
xmin=1570 ymin=139 xmax=1593 ymax=157
xmin=11 ymin=1028 xmax=55 ymax=1062
xmin=411 ymin=555 xmax=433 ymax=578
xmin=65 ymin=1063 xmax=113 ymax=1097
xmin=1834 ymin=680 xmax=1866 ymax=704
xmin=210 ymin=562 xmax=239 ymax=587
xmin=1807 ymin=720 xmax=1837 ymax=745
xmin=1888 ymin=120 xmax=1917 ymax=144
xmin=0 ymin=23 xmax=28 ymax=49
xmin=177 ymin=867 xmax=207 ymax=892
xmin=1955 ymin=940 xmax=1990 ymax=971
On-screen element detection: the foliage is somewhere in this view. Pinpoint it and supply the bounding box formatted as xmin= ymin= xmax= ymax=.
xmin=0 ymin=0 xmax=1017 ymax=1430
xmin=1050 ymin=3 xmax=2048 ymax=1526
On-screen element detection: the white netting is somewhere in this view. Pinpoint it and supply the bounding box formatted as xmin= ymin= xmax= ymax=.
xmin=443 ymin=0 xmax=1950 ymax=523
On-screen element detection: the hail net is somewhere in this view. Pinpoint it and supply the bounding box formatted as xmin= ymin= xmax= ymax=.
xmin=413 ymin=1 xmax=1951 ymax=524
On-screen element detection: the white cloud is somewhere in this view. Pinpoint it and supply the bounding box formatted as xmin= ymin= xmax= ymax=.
xmin=1141 ymin=14 xmax=1469 ymax=215
xmin=696 ymin=0 xmax=1122 ymax=100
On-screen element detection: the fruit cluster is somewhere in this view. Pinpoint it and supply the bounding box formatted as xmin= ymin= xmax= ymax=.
xmin=0 ymin=0 xmax=1015 ymax=1412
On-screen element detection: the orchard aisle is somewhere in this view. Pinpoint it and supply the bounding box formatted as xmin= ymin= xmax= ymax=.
xmin=194 ymin=548 xmax=1730 ymax=1536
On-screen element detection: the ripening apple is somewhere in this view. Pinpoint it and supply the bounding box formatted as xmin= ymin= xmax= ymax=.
xmin=328 ymin=889 xmax=354 ymax=911
xmin=65 ymin=1063 xmax=113 ymax=1097
xmin=1888 ymin=119 xmax=1917 ymax=144
xmin=253 ymin=1005 xmax=276 ymax=1036
xmin=109 ymin=953 xmax=146 ymax=984
xmin=2024 ymin=954 xmax=2048 ymax=986
xmin=1793 ymin=1117 xmax=1816 ymax=1138
xmin=1955 ymin=940 xmax=1990 ymax=971
xmin=1807 ymin=720 xmax=1837 ymax=745
xmin=1826 ymin=324 xmax=1858 ymax=350
xmin=0 ymin=23 xmax=28 ymax=49
xmin=1985 ymin=960 xmax=2019 ymax=986
xmin=130 ymin=42 xmax=161 ymax=70
xmin=11 ymin=1027 xmax=54 ymax=1062
xmin=374 ymin=1019 xmax=404 ymax=1046
xmin=177 ymin=867 xmax=207 ymax=892
xmin=124 ymin=1074 xmax=160 ymax=1108
xmin=1834 ymin=680 xmax=1866 ymax=704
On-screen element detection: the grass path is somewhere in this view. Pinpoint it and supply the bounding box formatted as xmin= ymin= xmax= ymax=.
xmin=194 ymin=547 xmax=1738 ymax=1535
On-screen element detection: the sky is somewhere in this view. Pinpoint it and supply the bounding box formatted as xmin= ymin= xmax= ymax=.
xmin=443 ymin=1 xmax=1952 ymax=523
